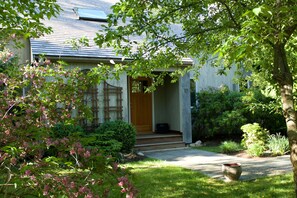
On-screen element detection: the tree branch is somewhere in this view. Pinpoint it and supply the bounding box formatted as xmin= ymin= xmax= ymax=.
xmin=218 ymin=0 xmax=241 ymax=29
xmin=285 ymin=24 xmax=297 ymax=41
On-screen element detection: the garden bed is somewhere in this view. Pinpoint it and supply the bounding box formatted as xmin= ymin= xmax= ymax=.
xmin=194 ymin=140 xmax=288 ymax=158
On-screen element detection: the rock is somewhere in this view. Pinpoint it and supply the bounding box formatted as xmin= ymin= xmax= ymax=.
xmin=195 ymin=140 xmax=202 ymax=146
xmin=137 ymin=152 xmax=145 ymax=157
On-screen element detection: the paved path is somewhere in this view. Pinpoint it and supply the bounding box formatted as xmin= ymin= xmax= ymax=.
xmin=144 ymin=148 xmax=292 ymax=181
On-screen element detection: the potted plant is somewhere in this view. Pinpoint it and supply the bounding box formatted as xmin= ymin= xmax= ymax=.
xmin=222 ymin=163 xmax=242 ymax=181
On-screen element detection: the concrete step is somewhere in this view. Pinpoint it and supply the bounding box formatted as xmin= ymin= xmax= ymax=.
xmin=135 ymin=141 xmax=185 ymax=151
xmin=136 ymin=134 xmax=183 ymax=145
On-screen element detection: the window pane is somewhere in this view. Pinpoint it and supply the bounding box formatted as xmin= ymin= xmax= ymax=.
xmin=74 ymin=8 xmax=107 ymax=22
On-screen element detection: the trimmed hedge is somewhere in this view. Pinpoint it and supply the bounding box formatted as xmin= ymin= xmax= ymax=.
xmin=95 ymin=120 xmax=136 ymax=153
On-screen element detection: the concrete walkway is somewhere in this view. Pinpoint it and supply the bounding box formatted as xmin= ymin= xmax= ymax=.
xmin=144 ymin=148 xmax=292 ymax=181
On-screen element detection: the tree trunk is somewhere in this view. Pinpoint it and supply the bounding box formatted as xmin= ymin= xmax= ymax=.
xmin=273 ymin=43 xmax=297 ymax=195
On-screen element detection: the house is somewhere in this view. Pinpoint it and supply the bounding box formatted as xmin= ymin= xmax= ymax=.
xmin=30 ymin=0 xmax=193 ymax=147
xmin=190 ymin=58 xmax=238 ymax=94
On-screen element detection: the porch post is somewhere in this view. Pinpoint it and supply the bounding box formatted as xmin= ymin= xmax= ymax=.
xmin=180 ymin=73 xmax=192 ymax=144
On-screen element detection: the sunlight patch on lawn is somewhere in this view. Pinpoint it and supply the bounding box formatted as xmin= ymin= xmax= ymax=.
xmin=124 ymin=159 xmax=294 ymax=198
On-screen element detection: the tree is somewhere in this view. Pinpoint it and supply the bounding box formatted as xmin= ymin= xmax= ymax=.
xmin=0 ymin=2 xmax=138 ymax=197
xmin=95 ymin=0 xmax=297 ymax=194
xmin=0 ymin=0 xmax=61 ymax=47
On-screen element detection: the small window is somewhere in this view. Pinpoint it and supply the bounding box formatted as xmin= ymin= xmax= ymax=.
xmin=73 ymin=8 xmax=108 ymax=22
xmin=131 ymin=80 xmax=148 ymax=93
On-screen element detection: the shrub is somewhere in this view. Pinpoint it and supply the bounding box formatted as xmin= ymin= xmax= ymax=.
xmin=95 ymin=120 xmax=136 ymax=153
xmin=219 ymin=141 xmax=243 ymax=154
xmin=192 ymin=87 xmax=246 ymax=140
xmin=242 ymin=89 xmax=286 ymax=135
xmin=82 ymin=131 xmax=123 ymax=158
xmin=246 ymin=143 xmax=265 ymax=157
xmin=191 ymin=88 xmax=286 ymax=141
xmin=0 ymin=55 xmax=137 ymax=197
xmin=50 ymin=122 xmax=84 ymax=138
xmin=267 ymin=133 xmax=289 ymax=156
xmin=241 ymin=123 xmax=269 ymax=149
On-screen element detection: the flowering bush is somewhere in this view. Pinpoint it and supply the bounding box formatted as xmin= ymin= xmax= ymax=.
xmin=0 ymin=51 xmax=137 ymax=197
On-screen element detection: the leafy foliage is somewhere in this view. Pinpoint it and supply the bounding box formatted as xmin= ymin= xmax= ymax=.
xmin=241 ymin=123 xmax=269 ymax=157
xmin=0 ymin=0 xmax=61 ymax=47
xmin=219 ymin=141 xmax=243 ymax=154
xmin=241 ymin=123 xmax=269 ymax=149
xmin=192 ymin=86 xmax=246 ymax=140
xmin=96 ymin=1 xmax=297 ymax=189
xmin=192 ymin=87 xmax=285 ymax=140
xmin=267 ymin=133 xmax=290 ymax=156
xmin=95 ymin=120 xmax=136 ymax=153
xmin=50 ymin=122 xmax=85 ymax=138
xmin=242 ymin=89 xmax=286 ymax=135
xmin=82 ymin=132 xmax=123 ymax=158
xmin=246 ymin=143 xmax=266 ymax=157
xmin=0 ymin=51 xmax=136 ymax=197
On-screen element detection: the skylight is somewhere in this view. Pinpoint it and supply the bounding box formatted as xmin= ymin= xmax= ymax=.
xmin=73 ymin=8 xmax=108 ymax=22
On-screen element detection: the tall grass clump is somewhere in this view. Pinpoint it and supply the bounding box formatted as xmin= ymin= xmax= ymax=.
xmin=267 ymin=133 xmax=289 ymax=156
xmin=219 ymin=141 xmax=243 ymax=154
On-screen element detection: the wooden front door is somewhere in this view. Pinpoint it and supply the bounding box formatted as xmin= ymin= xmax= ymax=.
xmin=130 ymin=77 xmax=152 ymax=133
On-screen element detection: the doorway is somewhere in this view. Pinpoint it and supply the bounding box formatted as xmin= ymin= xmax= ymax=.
xmin=129 ymin=77 xmax=152 ymax=133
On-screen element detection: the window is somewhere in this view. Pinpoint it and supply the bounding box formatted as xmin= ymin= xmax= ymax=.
xmin=79 ymin=69 xmax=99 ymax=131
xmin=190 ymin=79 xmax=196 ymax=107
xmin=131 ymin=80 xmax=149 ymax=93
xmin=73 ymin=8 xmax=108 ymax=22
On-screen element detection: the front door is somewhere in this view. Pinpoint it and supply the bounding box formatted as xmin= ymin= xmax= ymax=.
xmin=130 ymin=77 xmax=152 ymax=133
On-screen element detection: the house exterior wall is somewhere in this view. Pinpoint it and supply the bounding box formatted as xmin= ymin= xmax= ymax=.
xmin=69 ymin=63 xmax=129 ymax=124
xmin=191 ymin=58 xmax=238 ymax=92
xmin=7 ymin=38 xmax=32 ymax=65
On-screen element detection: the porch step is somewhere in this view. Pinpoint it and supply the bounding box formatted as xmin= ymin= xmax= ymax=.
xmin=136 ymin=134 xmax=183 ymax=145
xmin=135 ymin=133 xmax=185 ymax=151
xmin=135 ymin=141 xmax=185 ymax=151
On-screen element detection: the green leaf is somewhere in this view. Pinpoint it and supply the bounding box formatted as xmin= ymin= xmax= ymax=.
xmin=253 ymin=7 xmax=262 ymax=16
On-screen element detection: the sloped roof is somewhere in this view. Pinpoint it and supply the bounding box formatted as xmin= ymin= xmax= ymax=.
xmin=31 ymin=0 xmax=193 ymax=65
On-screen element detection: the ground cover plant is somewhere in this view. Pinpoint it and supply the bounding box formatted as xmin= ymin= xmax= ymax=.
xmin=194 ymin=131 xmax=289 ymax=158
xmin=124 ymin=159 xmax=294 ymax=198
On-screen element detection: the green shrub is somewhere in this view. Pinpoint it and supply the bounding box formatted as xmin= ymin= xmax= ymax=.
xmin=82 ymin=131 xmax=123 ymax=157
xmin=242 ymin=89 xmax=286 ymax=135
xmin=95 ymin=120 xmax=136 ymax=153
xmin=192 ymin=87 xmax=246 ymax=140
xmin=191 ymin=88 xmax=286 ymax=141
xmin=241 ymin=123 xmax=269 ymax=149
xmin=247 ymin=143 xmax=265 ymax=157
xmin=219 ymin=141 xmax=243 ymax=154
xmin=50 ymin=122 xmax=84 ymax=138
xmin=267 ymin=133 xmax=289 ymax=156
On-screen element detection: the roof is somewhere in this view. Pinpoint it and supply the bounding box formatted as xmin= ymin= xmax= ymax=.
xmin=30 ymin=0 xmax=193 ymax=65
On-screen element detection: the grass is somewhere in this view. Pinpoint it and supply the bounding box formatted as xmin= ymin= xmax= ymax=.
xmin=193 ymin=145 xmax=222 ymax=153
xmin=123 ymin=159 xmax=294 ymax=198
xmin=193 ymin=141 xmax=243 ymax=154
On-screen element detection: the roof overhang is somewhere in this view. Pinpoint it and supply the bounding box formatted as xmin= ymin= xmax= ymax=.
xmin=34 ymin=54 xmax=194 ymax=66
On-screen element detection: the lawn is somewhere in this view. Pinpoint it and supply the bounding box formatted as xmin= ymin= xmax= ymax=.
xmin=122 ymin=159 xmax=294 ymax=198
xmin=193 ymin=145 xmax=223 ymax=153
